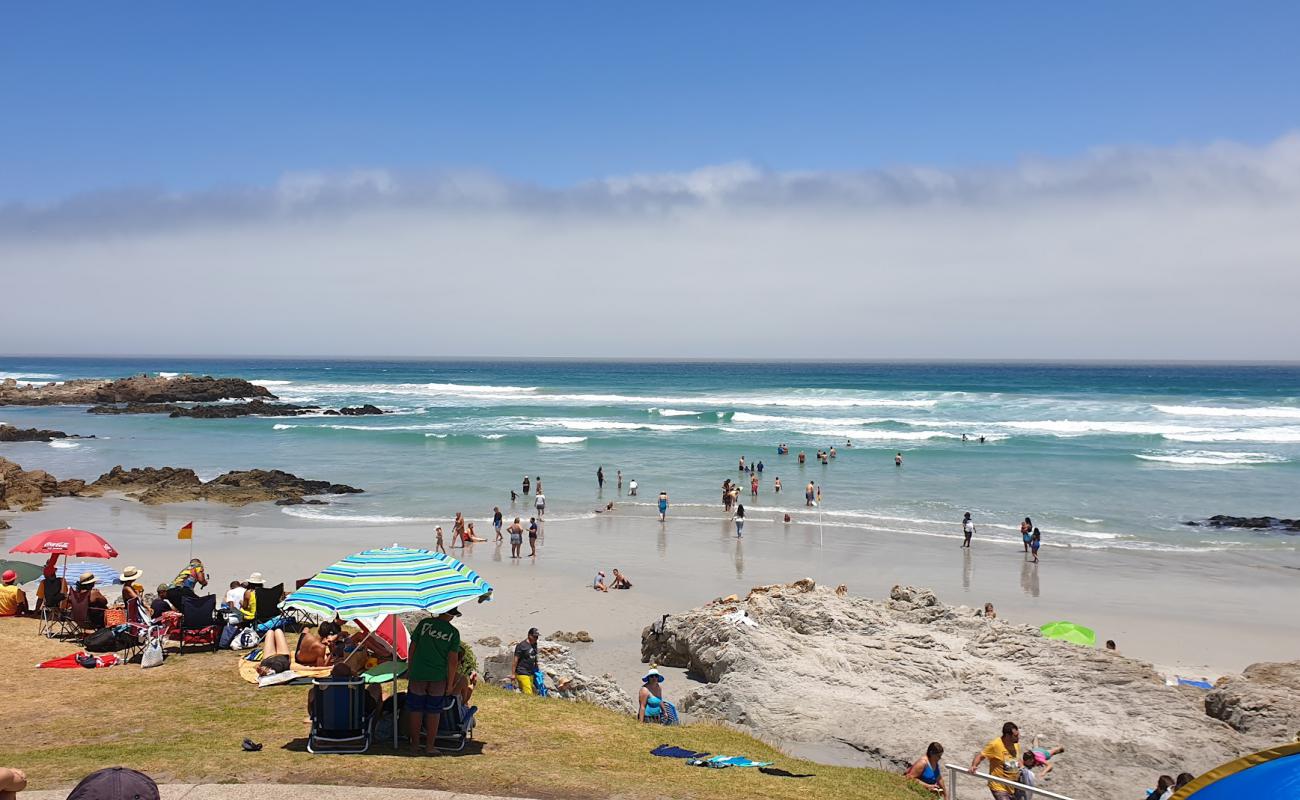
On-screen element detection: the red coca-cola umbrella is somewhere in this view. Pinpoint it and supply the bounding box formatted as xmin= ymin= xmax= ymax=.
xmin=9 ymin=528 xmax=118 ymax=559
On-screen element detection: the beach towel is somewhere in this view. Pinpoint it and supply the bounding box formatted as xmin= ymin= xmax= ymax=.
xmin=759 ymin=767 xmax=814 ymax=778
xmin=237 ymin=657 xmax=331 ymax=686
xmin=38 ymin=651 xmax=121 ymax=669
xmin=688 ymin=755 xmax=775 ymax=769
xmin=651 ymin=745 xmax=709 ymax=759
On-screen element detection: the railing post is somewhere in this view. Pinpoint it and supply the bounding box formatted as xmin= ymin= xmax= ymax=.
xmin=947 ymin=765 xmax=960 ymax=800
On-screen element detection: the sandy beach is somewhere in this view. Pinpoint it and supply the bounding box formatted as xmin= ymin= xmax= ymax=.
xmin=6 ymin=495 xmax=1297 ymax=705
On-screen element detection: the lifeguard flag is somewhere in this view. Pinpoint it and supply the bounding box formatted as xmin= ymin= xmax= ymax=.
xmin=177 ymin=521 xmax=193 ymax=540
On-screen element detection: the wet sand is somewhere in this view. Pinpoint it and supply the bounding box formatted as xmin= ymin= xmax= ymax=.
xmin=6 ymin=495 xmax=1299 ymax=727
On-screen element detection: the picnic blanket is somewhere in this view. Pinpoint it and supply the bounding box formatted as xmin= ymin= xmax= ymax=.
xmin=237 ymin=657 xmax=331 ymax=686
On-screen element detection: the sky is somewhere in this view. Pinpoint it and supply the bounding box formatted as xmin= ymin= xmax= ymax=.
xmin=2 ymin=2 xmax=1299 ymax=359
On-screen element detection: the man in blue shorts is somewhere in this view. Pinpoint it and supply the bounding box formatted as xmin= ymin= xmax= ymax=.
xmin=407 ymin=607 xmax=461 ymax=755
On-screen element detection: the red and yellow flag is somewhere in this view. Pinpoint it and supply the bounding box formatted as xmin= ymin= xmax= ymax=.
xmin=177 ymin=521 xmax=194 ymax=540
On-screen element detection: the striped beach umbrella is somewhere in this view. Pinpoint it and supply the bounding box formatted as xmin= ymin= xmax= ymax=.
xmin=282 ymin=545 xmax=492 ymax=619
xmin=282 ymin=545 xmax=493 ymax=748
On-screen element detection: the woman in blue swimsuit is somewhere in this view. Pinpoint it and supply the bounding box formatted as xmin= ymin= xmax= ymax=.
xmin=904 ymin=742 xmax=947 ymax=797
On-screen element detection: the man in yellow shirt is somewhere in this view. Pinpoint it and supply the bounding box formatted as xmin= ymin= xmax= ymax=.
xmin=970 ymin=721 xmax=1021 ymax=799
xmin=0 ymin=570 xmax=29 ymax=617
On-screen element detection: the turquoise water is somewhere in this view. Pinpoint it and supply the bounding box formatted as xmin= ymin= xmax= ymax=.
xmin=2 ymin=358 xmax=1297 ymax=554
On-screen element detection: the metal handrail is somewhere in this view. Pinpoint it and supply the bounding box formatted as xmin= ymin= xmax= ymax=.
xmin=945 ymin=763 xmax=1078 ymax=800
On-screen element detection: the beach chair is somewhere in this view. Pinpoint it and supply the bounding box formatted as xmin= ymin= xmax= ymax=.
xmin=252 ymin=583 xmax=286 ymax=629
xmin=118 ymin=604 xmax=166 ymax=663
xmin=175 ymin=593 xmax=220 ymax=654
xmin=432 ymin=695 xmax=478 ymax=752
xmin=307 ymin=678 xmax=377 ymax=754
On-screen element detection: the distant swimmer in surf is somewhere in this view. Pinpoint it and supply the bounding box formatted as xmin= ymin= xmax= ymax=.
xmin=895 ymin=452 xmax=903 ymax=467
xmin=798 ymin=451 xmax=806 ymax=464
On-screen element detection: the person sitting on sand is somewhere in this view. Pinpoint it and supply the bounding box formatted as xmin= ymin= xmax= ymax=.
xmin=464 ymin=522 xmax=487 ymax=543
xmin=611 ymin=569 xmax=632 ymax=589
xmin=0 ymin=767 xmax=27 ymax=800
xmin=638 ymin=668 xmax=668 ymax=723
xmin=593 ymin=571 xmax=609 ymax=592
xmin=595 ymin=502 xmax=615 ymax=513
xmin=983 ymin=602 xmax=997 ymax=619
xmin=904 ymin=742 xmax=946 ymax=796
xmin=0 ymin=571 xmax=29 ymax=617
xmin=255 ymin=629 xmax=295 ymax=677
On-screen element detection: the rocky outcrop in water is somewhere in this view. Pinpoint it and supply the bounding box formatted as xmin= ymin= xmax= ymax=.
xmin=0 ymin=425 xmax=92 ymax=443
xmin=1205 ymin=660 xmax=1300 ymax=742
xmin=641 ymin=580 xmax=1252 ymax=800
xmin=481 ymin=638 xmax=633 ymax=715
xmin=87 ymin=403 xmax=185 ymax=415
xmin=331 ymin=405 xmax=385 ymax=416
xmin=0 ymin=374 xmax=274 ymax=406
xmin=0 ymin=458 xmax=85 ymax=511
xmin=87 ymin=400 xmax=386 ymax=418
xmin=1184 ymin=515 xmax=1300 ymax=533
xmin=82 ymin=465 xmax=362 ymax=506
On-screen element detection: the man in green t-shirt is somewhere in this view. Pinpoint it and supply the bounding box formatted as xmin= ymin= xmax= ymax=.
xmin=407 ymin=607 xmax=461 ymax=755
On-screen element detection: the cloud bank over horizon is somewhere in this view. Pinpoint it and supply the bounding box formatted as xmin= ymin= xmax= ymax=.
xmin=4 ymin=134 xmax=1299 ymax=360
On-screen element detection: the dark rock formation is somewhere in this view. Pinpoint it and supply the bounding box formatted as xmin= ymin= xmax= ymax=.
xmin=0 ymin=458 xmax=85 ymax=511
xmin=1184 ymin=515 xmax=1300 ymax=533
xmin=274 ymin=497 xmax=329 ymax=506
xmin=88 ymin=403 xmax=184 ymax=415
xmin=169 ymin=400 xmax=320 ymax=419
xmin=329 ymin=405 xmax=385 ymax=416
xmin=0 ymin=425 xmax=93 ymax=443
xmin=2 ymin=374 xmax=274 ymax=406
xmin=0 ymin=519 xmax=9 ymax=530
xmin=82 ymin=465 xmax=362 ymax=506
xmin=1205 ymin=660 xmax=1300 ymax=741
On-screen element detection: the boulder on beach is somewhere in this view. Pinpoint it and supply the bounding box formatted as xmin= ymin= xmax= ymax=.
xmin=641 ymin=579 xmax=1251 ymax=799
xmin=0 ymin=374 xmax=274 ymax=406
xmin=549 ymin=630 xmax=595 ymax=643
xmin=1205 ymin=660 xmax=1300 ymax=742
xmin=481 ymin=638 xmax=633 ymax=715
xmin=0 ymin=457 xmax=85 ymax=511
xmin=82 ymin=465 xmax=362 ymax=506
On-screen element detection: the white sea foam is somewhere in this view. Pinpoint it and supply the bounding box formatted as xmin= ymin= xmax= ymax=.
xmin=280 ymin=507 xmax=438 ymax=524
xmin=0 ymin=372 xmax=60 ymax=382
xmin=48 ymin=440 xmax=80 ymax=449
xmin=271 ymin=380 xmax=538 ymax=399
xmin=558 ymin=419 xmax=702 ymax=432
xmin=1074 ymin=518 xmax=1104 ymax=524
xmin=1154 ymin=404 xmax=1300 ymax=419
xmin=795 ymin=428 xmax=970 ymax=441
xmin=1136 ymin=449 xmax=1290 ymax=465
xmin=652 ymin=409 xmax=703 ymax=417
xmin=537 ymin=435 xmax=588 ymax=444
xmin=272 ymin=423 xmax=297 ymax=430
xmin=1163 ymin=428 xmax=1300 ymax=444
xmin=273 ymin=422 xmax=449 ymax=432
xmin=996 ymin=420 xmax=1202 ymax=437
xmin=157 ymin=371 xmax=179 ymax=378
xmin=251 ymin=379 xmax=294 ymax=387
xmin=730 ymin=412 xmax=890 ymax=426
xmin=479 ymin=433 xmax=507 ymax=440
xmin=424 ymin=433 xmax=448 ymax=438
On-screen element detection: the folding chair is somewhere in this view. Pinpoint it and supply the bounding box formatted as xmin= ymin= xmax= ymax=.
xmin=307 ymin=678 xmax=377 ymax=754
xmin=432 ymin=695 xmax=478 ymax=752
xmin=176 ymin=593 xmax=220 ymax=654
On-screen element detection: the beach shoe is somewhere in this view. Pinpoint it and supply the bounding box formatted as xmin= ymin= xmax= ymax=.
xmin=241 ymin=738 xmax=263 ymax=752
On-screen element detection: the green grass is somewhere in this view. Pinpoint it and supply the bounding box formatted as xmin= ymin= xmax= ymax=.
xmin=2 ymin=618 xmax=920 ymax=800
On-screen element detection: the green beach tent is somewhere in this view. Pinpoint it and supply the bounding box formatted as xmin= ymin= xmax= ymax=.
xmin=1039 ymin=620 xmax=1096 ymax=647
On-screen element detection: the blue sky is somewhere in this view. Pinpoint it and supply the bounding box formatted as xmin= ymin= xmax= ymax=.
xmin=3 ymin=1 xmax=1298 ymax=202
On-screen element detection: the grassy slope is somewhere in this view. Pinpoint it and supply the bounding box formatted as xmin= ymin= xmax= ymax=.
xmin=2 ymin=619 xmax=920 ymax=800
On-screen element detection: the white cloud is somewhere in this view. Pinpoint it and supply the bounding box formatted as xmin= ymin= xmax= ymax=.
xmin=2 ymin=134 xmax=1298 ymax=359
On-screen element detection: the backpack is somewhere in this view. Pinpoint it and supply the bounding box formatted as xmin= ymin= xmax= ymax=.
xmin=84 ymin=625 xmax=138 ymax=653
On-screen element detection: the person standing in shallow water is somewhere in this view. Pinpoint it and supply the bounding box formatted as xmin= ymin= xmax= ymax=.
xmin=657 ymin=490 xmax=669 ymax=522
xmin=507 ymin=517 xmax=524 ymax=559
xmin=733 ymin=503 xmax=745 ymax=537
xmin=597 ymin=465 xmax=604 ymax=489
xmin=1020 ymin=517 xmax=1033 ymax=553
xmin=617 ymin=470 xmax=622 ymax=491
xmin=962 ymin=512 xmax=975 ymax=547
xmin=895 ymin=452 xmax=903 ymax=467
xmin=522 ymin=475 xmax=530 ymax=495
xmin=493 ymin=507 xmax=503 ymax=542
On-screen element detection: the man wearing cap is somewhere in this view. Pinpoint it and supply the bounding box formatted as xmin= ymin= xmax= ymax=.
xmin=0 ymin=570 xmax=29 ymax=617
xmin=407 ymin=607 xmax=461 ymax=755
xmin=511 ymin=627 xmax=541 ymax=695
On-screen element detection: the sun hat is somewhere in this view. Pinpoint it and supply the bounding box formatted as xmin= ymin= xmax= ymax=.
xmin=642 ymin=668 xmax=665 ymax=683
xmin=120 ymin=566 xmax=143 ymax=583
xmin=1 ymin=570 xmax=16 ymax=584
xmin=247 ymin=572 xmax=265 ymax=585
xmin=77 ymin=571 xmax=97 ymax=587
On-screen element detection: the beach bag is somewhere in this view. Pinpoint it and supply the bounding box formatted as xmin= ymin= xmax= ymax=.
xmin=233 ymin=627 xmax=261 ymax=650
xmin=85 ymin=625 xmax=136 ymax=653
xmin=219 ymin=622 xmax=240 ymax=649
xmin=141 ymin=637 xmax=164 ymax=668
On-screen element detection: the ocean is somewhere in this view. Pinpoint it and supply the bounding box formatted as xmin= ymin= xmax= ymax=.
xmin=2 ymin=357 xmax=1297 ymax=555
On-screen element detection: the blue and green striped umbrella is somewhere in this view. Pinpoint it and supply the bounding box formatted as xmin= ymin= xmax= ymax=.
xmin=283 ymin=545 xmax=492 ymax=619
